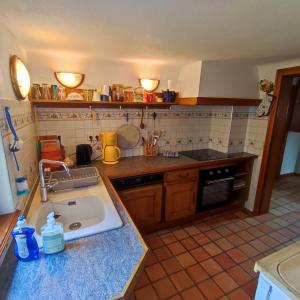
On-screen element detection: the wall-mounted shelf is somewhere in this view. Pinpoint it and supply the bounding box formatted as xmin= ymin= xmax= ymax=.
xmin=30 ymin=99 xmax=177 ymax=109
xmin=30 ymin=97 xmax=261 ymax=109
xmin=177 ymin=97 xmax=261 ymax=106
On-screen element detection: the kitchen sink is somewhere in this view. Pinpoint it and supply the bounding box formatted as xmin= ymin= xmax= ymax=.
xmin=278 ymin=253 xmax=300 ymax=295
xmin=27 ymin=178 xmax=123 ymax=247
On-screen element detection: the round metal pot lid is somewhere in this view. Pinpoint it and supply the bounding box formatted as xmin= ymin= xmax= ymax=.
xmin=116 ymin=124 xmax=140 ymax=149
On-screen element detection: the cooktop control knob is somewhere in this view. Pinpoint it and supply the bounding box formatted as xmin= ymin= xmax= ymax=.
xmin=209 ymin=171 xmax=214 ymax=176
xmin=217 ymin=170 xmax=222 ymax=174
xmin=225 ymin=168 xmax=229 ymax=173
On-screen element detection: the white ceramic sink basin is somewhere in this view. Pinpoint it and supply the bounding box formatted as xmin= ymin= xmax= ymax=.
xmin=278 ymin=253 xmax=300 ymax=295
xmin=27 ymin=178 xmax=123 ymax=247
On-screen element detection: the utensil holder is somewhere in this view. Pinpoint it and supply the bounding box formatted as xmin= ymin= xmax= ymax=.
xmin=143 ymin=144 xmax=158 ymax=157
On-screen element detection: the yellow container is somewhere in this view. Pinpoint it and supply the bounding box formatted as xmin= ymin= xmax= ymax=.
xmin=100 ymin=131 xmax=121 ymax=164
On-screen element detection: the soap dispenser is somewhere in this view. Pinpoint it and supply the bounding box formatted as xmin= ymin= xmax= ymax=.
xmin=41 ymin=212 xmax=65 ymax=254
xmin=12 ymin=215 xmax=39 ymax=262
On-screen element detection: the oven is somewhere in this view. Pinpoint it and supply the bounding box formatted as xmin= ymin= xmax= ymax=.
xmin=198 ymin=166 xmax=235 ymax=211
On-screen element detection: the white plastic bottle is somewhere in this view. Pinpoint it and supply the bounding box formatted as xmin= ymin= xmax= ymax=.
xmin=41 ymin=212 xmax=65 ymax=254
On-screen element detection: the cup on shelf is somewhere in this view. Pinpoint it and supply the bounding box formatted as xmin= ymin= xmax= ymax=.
xmin=32 ymin=84 xmax=41 ymax=100
xmin=58 ymin=87 xmax=66 ymax=100
xmin=51 ymin=85 xmax=59 ymax=100
xmin=41 ymin=84 xmax=51 ymax=100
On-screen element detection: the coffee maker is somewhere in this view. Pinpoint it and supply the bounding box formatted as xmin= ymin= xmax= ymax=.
xmin=100 ymin=131 xmax=121 ymax=164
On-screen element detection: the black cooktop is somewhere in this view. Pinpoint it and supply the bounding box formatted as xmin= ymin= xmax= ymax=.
xmin=180 ymin=149 xmax=229 ymax=161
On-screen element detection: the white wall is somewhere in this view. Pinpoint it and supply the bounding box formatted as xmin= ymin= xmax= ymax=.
xmin=177 ymin=61 xmax=202 ymax=97
xmin=27 ymin=50 xmax=183 ymax=91
xmin=0 ymin=24 xmax=38 ymax=214
xmin=176 ymin=60 xmax=259 ymax=99
xmin=0 ymin=25 xmax=28 ymax=101
xmin=258 ymin=58 xmax=300 ymax=96
xmin=199 ymin=60 xmax=259 ymax=99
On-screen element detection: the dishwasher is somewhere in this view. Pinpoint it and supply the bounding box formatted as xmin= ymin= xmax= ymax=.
xmin=111 ymin=173 xmax=164 ymax=229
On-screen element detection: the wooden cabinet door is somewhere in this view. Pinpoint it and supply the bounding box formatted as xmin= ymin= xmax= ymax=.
xmin=119 ymin=184 xmax=162 ymax=229
xmin=165 ymin=181 xmax=197 ymax=222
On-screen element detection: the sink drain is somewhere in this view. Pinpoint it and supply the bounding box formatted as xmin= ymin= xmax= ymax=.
xmin=69 ymin=222 xmax=82 ymax=230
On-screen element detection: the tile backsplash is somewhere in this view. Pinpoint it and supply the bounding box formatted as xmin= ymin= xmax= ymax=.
xmin=35 ymin=104 xmax=268 ymax=211
xmin=35 ymin=105 xmax=267 ymax=159
xmin=0 ymin=99 xmax=38 ymax=211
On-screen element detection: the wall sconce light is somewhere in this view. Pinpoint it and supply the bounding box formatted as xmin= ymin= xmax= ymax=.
xmin=54 ymin=72 xmax=85 ymax=88
xmin=10 ymin=55 xmax=31 ymax=100
xmin=139 ymin=78 xmax=160 ymax=92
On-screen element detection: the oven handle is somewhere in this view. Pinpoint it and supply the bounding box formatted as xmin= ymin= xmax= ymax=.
xmin=205 ymin=177 xmax=235 ymax=185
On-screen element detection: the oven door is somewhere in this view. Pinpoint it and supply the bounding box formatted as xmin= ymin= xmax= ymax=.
xmin=198 ymin=177 xmax=234 ymax=210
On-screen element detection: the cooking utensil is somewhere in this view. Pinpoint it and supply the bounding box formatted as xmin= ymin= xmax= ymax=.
xmin=140 ymin=108 xmax=145 ymax=129
xmin=116 ymin=124 xmax=140 ymax=149
xmin=153 ymin=112 xmax=157 ymax=129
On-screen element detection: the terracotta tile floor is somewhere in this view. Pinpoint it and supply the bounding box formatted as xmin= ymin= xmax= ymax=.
xmin=134 ymin=176 xmax=300 ymax=300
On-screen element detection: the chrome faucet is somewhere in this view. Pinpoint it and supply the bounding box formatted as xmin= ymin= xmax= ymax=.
xmin=39 ymin=159 xmax=70 ymax=203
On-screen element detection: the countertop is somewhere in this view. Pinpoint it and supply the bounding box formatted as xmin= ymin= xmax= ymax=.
xmin=100 ymin=152 xmax=257 ymax=179
xmin=1 ymin=152 xmax=256 ymax=300
xmin=1 ymin=175 xmax=148 ymax=300
xmin=255 ymin=241 xmax=300 ymax=299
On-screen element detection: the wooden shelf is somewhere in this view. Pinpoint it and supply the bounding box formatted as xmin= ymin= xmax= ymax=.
xmin=177 ymin=97 xmax=261 ymax=106
xmin=30 ymin=97 xmax=261 ymax=109
xmin=30 ymin=99 xmax=178 ymax=109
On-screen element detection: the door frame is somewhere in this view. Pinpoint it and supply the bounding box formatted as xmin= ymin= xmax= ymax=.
xmin=253 ymin=66 xmax=300 ymax=215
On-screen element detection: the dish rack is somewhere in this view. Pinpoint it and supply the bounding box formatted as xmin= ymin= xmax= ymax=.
xmin=47 ymin=167 xmax=100 ymax=192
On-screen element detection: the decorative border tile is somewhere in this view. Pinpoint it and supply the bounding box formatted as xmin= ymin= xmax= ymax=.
xmin=36 ymin=109 xmax=236 ymax=121
xmin=0 ymin=112 xmax=35 ymax=136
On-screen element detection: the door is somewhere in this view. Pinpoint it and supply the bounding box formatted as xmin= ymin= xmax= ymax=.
xmin=165 ymin=181 xmax=197 ymax=221
xmin=119 ymin=184 xmax=162 ymax=229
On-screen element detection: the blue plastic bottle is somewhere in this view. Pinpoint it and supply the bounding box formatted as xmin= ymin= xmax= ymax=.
xmin=12 ymin=215 xmax=39 ymax=262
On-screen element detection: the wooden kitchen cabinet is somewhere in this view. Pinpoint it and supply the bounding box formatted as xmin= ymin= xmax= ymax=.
xmin=119 ymin=184 xmax=163 ymax=229
xmin=164 ymin=170 xmax=198 ymax=222
xmin=165 ymin=181 xmax=197 ymax=221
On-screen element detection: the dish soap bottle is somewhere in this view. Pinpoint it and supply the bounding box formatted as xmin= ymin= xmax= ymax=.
xmin=41 ymin=212 xmax=65 ymax=254
xmin=12 ymin=215 xmax=39 ymax=262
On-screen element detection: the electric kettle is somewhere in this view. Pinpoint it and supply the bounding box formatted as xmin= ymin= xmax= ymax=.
xmin=100 ymin=131 xmax=121 ymax=164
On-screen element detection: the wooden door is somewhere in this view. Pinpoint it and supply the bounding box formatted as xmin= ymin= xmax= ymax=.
xmin=119 ymin=184 xmax=162 ymax=229
xmin=165 ymin=181 xmax=197 ymax=221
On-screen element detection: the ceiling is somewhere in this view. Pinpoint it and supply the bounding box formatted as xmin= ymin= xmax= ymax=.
xmin=1 ymin=0 xmax=300 ymax=64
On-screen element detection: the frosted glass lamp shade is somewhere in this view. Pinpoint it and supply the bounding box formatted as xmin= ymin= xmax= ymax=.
xmin=10 ymin=55 xmax=31 ymax=100
xmin=54 ymin=72 xmax=85 ymax=88
xmin=139 ymin=79 xmax=160 ymax=92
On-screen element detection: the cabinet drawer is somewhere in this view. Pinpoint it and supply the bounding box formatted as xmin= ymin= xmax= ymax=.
xmin=165 ymin=169 xmax=198 ymax=184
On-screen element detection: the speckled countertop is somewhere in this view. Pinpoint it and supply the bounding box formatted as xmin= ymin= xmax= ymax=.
xmin=1 ymin=173 xmax=148 ymax=300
